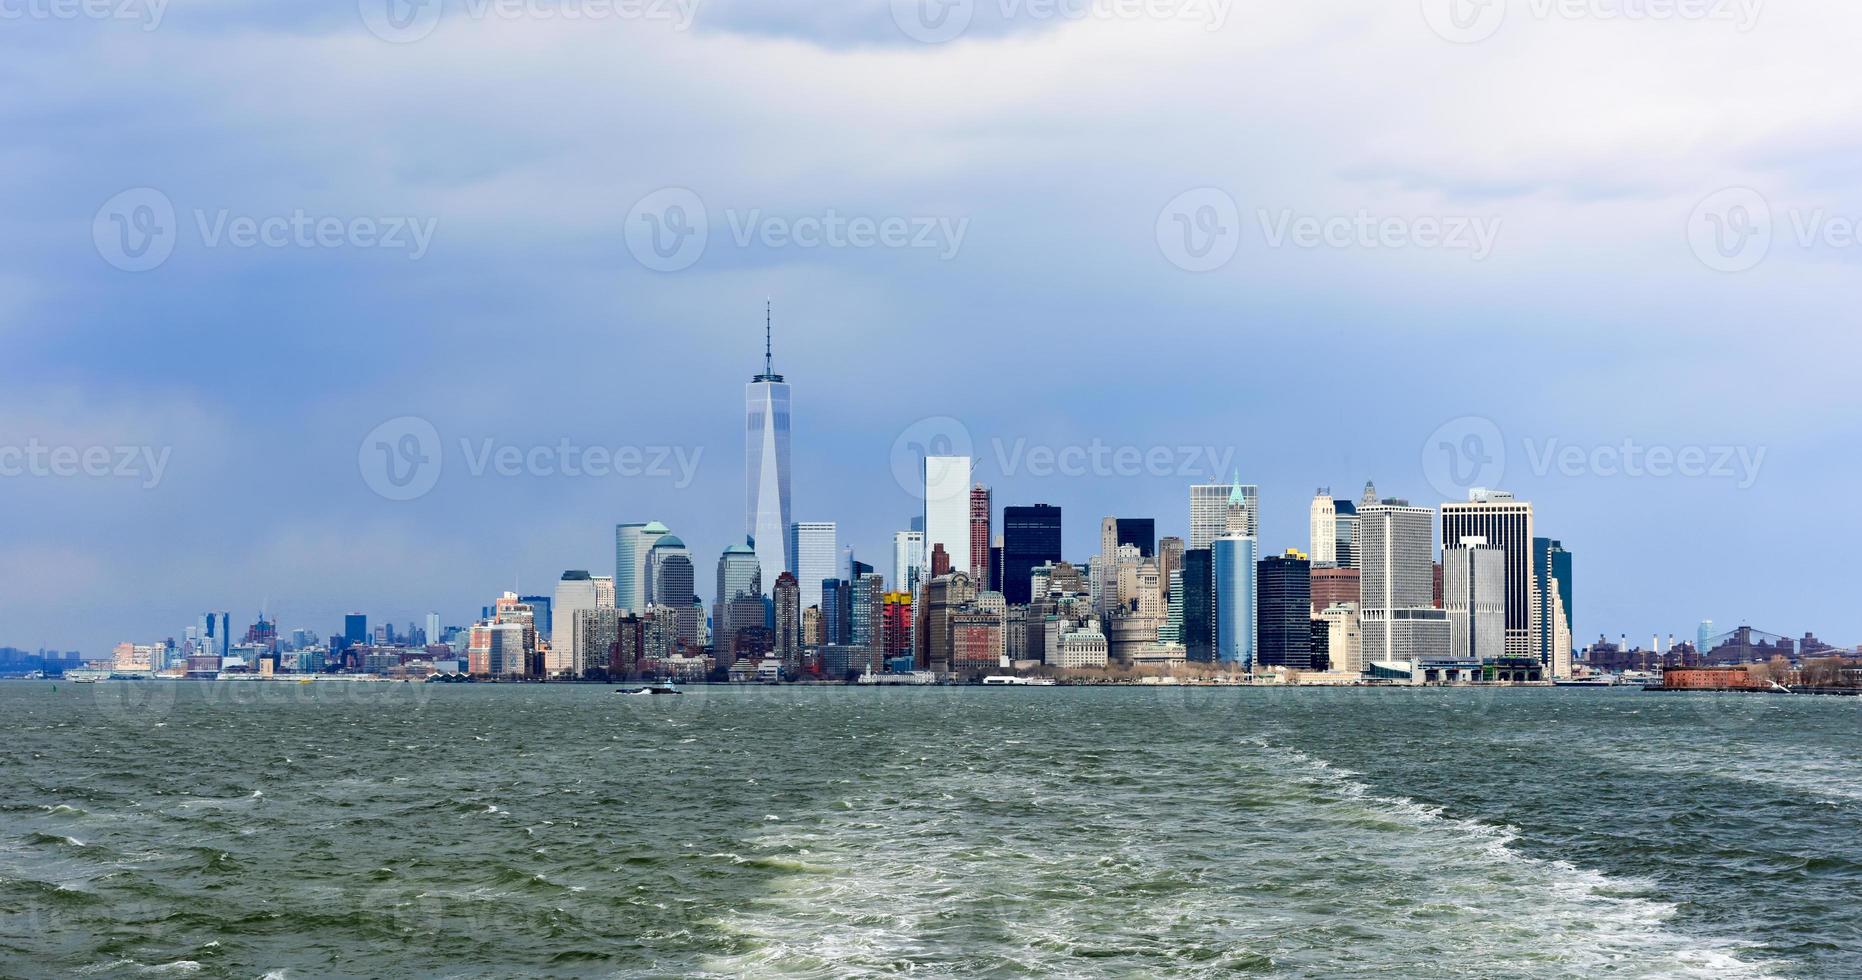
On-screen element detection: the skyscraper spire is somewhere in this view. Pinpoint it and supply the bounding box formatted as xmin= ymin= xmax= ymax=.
xmin=754 ymin=299 xmax=784 ymax=383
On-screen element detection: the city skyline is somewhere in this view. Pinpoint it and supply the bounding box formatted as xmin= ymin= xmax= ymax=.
xmin=7 ymin=7 xmax=1858 ymax=655
xmin=13 ymin=319 xmax=1842 ymax=656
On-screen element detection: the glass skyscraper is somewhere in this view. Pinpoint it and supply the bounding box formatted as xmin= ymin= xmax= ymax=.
xmin=922 ymin=456 xmax=972 ymax=578
xmin=1256 ymin=552 xmax=1312 ymax=670
xmin=1212 ymin=535 xmax=1257 ymax=668
xmin=787 ymin=522 xmax=837 ymax=613
xmin=1001 ymin=504 xmax=1062 ymax=605
xmin=746 ymin=308 xmax=792 ymax=594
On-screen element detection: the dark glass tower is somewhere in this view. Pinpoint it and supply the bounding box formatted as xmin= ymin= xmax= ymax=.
xmin=1257 ymin=553 xmax=1313 ymax=670
xmin=1114 ymin=518 xmax=1156 ymax=558
xmin=1181 ymin=548 xmax=1215 ymax=663
xmin=1001 ymin=504 xmax=1063 ymax=605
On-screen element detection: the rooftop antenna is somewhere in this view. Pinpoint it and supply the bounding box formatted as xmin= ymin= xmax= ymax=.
xmin=754 ymin=299 xmax=784 ymax=383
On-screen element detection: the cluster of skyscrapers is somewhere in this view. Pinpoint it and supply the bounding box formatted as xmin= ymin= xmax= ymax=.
xmin=94 ymin=311 xmax=1577 ymax=685
xmin=490 ymin=312 xmax=1580 ymax=685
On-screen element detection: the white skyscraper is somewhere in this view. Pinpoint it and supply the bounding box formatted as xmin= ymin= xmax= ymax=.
xmin=614 ymin=522 xmax=668 ymax=614
xmin=1190 ymin=476 xmax=1258 ymax=549
xmin=425 ymin=612 xmax=440 ymax=647
xmin=1441 ymin=489 xmax=1537 ymax=661
xmin=1443 ymin=536 xmax=1506 ymax=662
xmin=1359 ymin=500 xmax=1447 ymax=665
xmin=923 ymin=455 xmax=972 ymax=576
xmin=788 ymin=521 xmax=838 ymax=612
xmin=746 ymin=304 xmax=793 ymax=595
xmin=1308 ymin=490 xmax=1337 ymax=565
xmin=552 ymin=571 xmax=600 ymax=676
xmin=893 ymin=530 xmax=925 ymax=595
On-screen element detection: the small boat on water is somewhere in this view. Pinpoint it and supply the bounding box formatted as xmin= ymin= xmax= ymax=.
xmin=616 ymin=682 xmax=682 ymax=696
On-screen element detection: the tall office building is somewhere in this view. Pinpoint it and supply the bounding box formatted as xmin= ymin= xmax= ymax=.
xmin=1212 ymin=535 xmax=1257 ymax=668
xmin=1001 ymin=504 xmax=1063 ymax=606
xmin=519 ymin=596 xmax=552 ymax=646
xmin=1443 ymin=537 xmax=1506 ymax=662
xmin=922 ymin=456 xmax=973 ymax=578
xmin=425 ymin=612 xmax=441 ymax=648
xmin=893 ymin=530 xmax=925 ymax=597
xmin=1360 ymin=499 xmax=1448 ymax=664
xmin=614 ymin=522 xmax=669 ymax=613
xmin=746 ymin=304 xmax=793 ymax=594
xmin=772 ymin=572 xmax=800 ymax=667
xmin=1309 ymin=491 xmax=1337 ymax=565
xmin=344 ymin=613 xmax=368 ymax=649
xmin=821 ymin=579 xmax=851 ymax=648
xmin=543 ymin=573 xmax=595 ymax=681
xmin=644 ymin=534 xmax=689 ymax=606
xmin=1333 ymin=497 xmax=1360 ymax=568
xmin=787 ymin=521 xmax=838 ymax=613
xmin=969 ymin=485 xmax=992 ymax=585
xmin=647 ymin=538 xmax=699 ymax=650
xmin=882 ymin=592 xmax=914 ymax=668
xmin=918 ymin=571 xmax=978 ymax=671
xmin=851 ymin=572 xmax=887 ymax=670
xmin=714 ymin=544 xmax=763 ymax=655
xmin=1257 ymin=551 xmax=1313 ymax=670
xmin=1115 ymin=518 xmax=1156 ymax=558
xmin=1440 ymin=489 xmax=1537 ymax=661
xmin=1190 ymin=476 xmax=1258 ymax=548
xmin=1181 ymin=549 xmax=1214 ymax=662
xmin=1534 ymin=538 xmax=1574 ymax=678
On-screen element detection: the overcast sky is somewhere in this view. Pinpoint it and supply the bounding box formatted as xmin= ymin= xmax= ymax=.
xmin=3 ymin=0 xmax=1859 ymax=654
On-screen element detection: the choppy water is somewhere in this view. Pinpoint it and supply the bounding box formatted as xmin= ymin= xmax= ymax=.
xmin=2 ymin=682 xmax=1859 ymax=978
